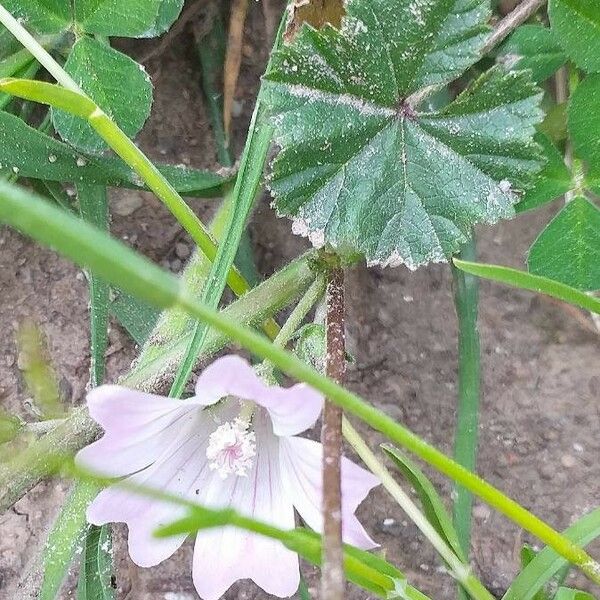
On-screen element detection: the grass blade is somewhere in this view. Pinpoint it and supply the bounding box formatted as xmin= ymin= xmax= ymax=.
xmin=453 ymin=259 xmax=600 ymax=315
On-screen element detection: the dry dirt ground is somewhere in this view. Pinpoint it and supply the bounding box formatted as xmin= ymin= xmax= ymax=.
xmin=1 ymin=3 xmax=599 ymax=599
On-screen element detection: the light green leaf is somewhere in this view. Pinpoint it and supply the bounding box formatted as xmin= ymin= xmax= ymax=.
xmin=497 ymin=25 xmax=567 ymax=83
xmin=568 ymin=74 xmax=600 ymax=177
xmin=517 ymin=134 xmax=571 ymax=213
xmin=528 ymin=197 xmax=600 ymax=292
xmin=77 ymin=525 xmax=115 ymax=600
xmin=549 ymin=0 xmax=600 ymax=73
xmin=382 ymin=444 xmax=466 ymax=562
xmin=52 ymin=37 xmax=153 ymax=154
xmin=1 ymin=1 xmax=70 ymax=34
xmin=0 ymin=110 xmax=228 ymax=196
xmin=453 ymin=259 xmax=600 ymax=315
xmin=73 ymin=0 xmax=162 ymax=37
xmin=554 ymin=589 xmax=595 ymax=600
xmin=145 ymin=0 xmax=185 ymax=37
xmin=264 ymin=0 xmax=543 ymax=268
xmin=294 ymin=323 xmax=326 ymax=373
xmin=0 ymin=408 xmax=20 ymax=443
xmin=39 ymin=482 xmax=97 ymax=600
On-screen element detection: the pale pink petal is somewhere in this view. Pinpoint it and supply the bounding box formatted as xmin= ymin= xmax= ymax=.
xmin=192 ymin=410 xmax=299 ymax=600
xmin=76 ymin=385 xmax=201 ymax=477
xmin=279 ymin=436 xmax=379 ymax=549
xmin=87 ymin=406 xmax=216 ymax=567
xmin=195 ymin=355 xmax=323 ymax=436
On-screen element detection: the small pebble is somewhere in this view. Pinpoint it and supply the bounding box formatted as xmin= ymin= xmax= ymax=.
xmin=113 ymin=195 xmax=144 ymax=216
xmin=561 ymin=454 xmax=577 ymax=468
xmin=382 ymin=517 xmax=395 ymax=527
xmin=175 ymin=242 xmax=190 ymax=260
xmin=573 ymin=443 xmax=584 ymax=453
xmin=473 ymin=504 xmax=491 ymax=521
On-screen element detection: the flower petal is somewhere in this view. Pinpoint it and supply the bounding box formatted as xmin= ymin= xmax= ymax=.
xmin=192 ymin=411 xmax=299 ymax=600
xmin=195 ymin=355 xmax=323 ymax=436
xmin=87 ymin=406 xmax=216 ymax=567
xmin=76 ymin=385 xmax=200 ymax=477
xmin=279 ymin=436 xmax=379 ymax=549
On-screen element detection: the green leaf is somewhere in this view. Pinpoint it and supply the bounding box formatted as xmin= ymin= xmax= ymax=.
xmin=503 ymin=508 xmax=600 ymax=600
xmin=528 ymin=197 xmax=600 ymax=292
xmin=264 ymin=0 xmax=543 ymax=268
xmin=0 ymin=110 xmax=228 ymax=196
xmin=73 ymin=0 xmax=162 ymax=37
xmin=110 ymin=291 xmax=159 ymax=346
xmin=1 ymin=1 xmax=70 ymax=34
xmin=453 ymin=259 xmax=600 ymax=315
xmin=0 ymin=408 xmax=20 ymax=443
xmin=77 ymin=525 xmax=115 ymax=600
xmin=78 ymin=184 xmax=110 ymax=386
xmin=39 ymin=482 xmax=97 ymax=600
xmin=554 ymin=589 xmax=595 ymax=600
xmin=294 ymin=323 xmax=326 ymax=373
xmin=382 ymin=444 xmax=466 ymax=562
xmin=52 ymin=37 xmax=152 ymax=154
xmin=549 ymin=0 xmax=600 ymax=73
xmin=568 ymin=74 xmax=600 ymax=177
xmin=497 ymin=25 xmax=567 ymax=83
xmin=516 ymin=134 xmax=571 ymax=213
xmin=145 ymin=0 xmax=185 ymax=37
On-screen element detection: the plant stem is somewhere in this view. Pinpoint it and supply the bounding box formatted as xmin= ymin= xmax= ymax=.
xmin=479 ymin=0 xmax=547 ymax=56
xmin=452 ymin=236 xmax=481 ymax=600
xmin=342 ymin=419 xmax=495 ymax=600
xmin=321 ymin=266 xmax=345 ymax=600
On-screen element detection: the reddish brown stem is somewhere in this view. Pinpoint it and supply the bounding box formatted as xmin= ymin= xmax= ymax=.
xmin=321 ymin=266 xmax=345 ymax=600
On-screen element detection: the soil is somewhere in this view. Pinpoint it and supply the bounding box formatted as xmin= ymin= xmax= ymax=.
xmin=1 ymin=2 xmax=599 ymax=599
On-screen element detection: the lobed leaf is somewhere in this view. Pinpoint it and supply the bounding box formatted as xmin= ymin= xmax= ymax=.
xmin=1 ymin=0 xmax=70 ymax=34
xmin=528 ymin=197 xmax=600 ymax=292
xmin=52 ymin=37 xmax=153 ymax=154
xmin=264 ymin=0 xmax=543 ymax=268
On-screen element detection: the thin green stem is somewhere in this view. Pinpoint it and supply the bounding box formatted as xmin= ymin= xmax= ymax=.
xmin=342 ymin=419 xmax=494 ymax=600
xmin=452 ymin=237 xmax=481 ymax=558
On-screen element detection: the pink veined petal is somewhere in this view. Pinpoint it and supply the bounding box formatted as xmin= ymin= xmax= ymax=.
xmin=195 ymin=355 xmax=323 ymax=436
xmin=76 ymin=385 xmax=201 ymax=477
xmin=279 ymin=436 xmax=379 ymax=549
xmin=87 ymin=406 xmax=216 ymax=567
xmin=192 ymin=411 xmax=299 ymax=600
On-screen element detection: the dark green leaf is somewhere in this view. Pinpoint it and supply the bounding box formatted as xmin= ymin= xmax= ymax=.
xmin=77 ymin=525 xmax=115 ymax=600
xmin=52 ymin=37 xmax=153 ymax=154
xmin=549 ymin=0 xmax=600 ymax=73
xmin=0 ymin=110 xmax=228 ymax=195
xmin=265 ymin=0 xmax=543 ymax=267
xmin=39 ymin=482 xmax=98 ymax=600
xmin=517 ymin=134 xmax=571 ymax=213
xmin=568 ymin=74 xmax=600 ymax=177
xmin=110 ymin=290 xmax=159 ymax=346
xmin=503 ymin=508 xmax=600 ymax=600
xmin=497 ymin=25 xmax=566 ymax=83
xmin=73 ymin=0 xmax=162 ymax=37
xmin=146 ymin=0 xmax=185 ymax=37
xmin=294 ymin=323 xmax=326 ymax=373
xmin=78 ymin=184 xmax=109 ymax=386
xmin=528 ymin=197 xmax=600 ymax=292
xmin=453 ymin=259 xmax=600 ymax=315
xmin=1 ymin=1 xmax=70 ymax=34
xmin=382 ymin=444 xmax=466 ymax=562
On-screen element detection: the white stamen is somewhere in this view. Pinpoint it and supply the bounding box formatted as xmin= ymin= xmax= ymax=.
xmin=206 ymin=419 xmax=256 ymax=479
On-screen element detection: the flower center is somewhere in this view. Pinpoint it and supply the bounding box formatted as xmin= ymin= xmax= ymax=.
xmin=206 ymin=418 xmax=256 ymax=479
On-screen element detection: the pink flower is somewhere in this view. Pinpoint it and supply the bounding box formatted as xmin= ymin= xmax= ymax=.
xmin=76 ymin=355 xmax=379 ymax=600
